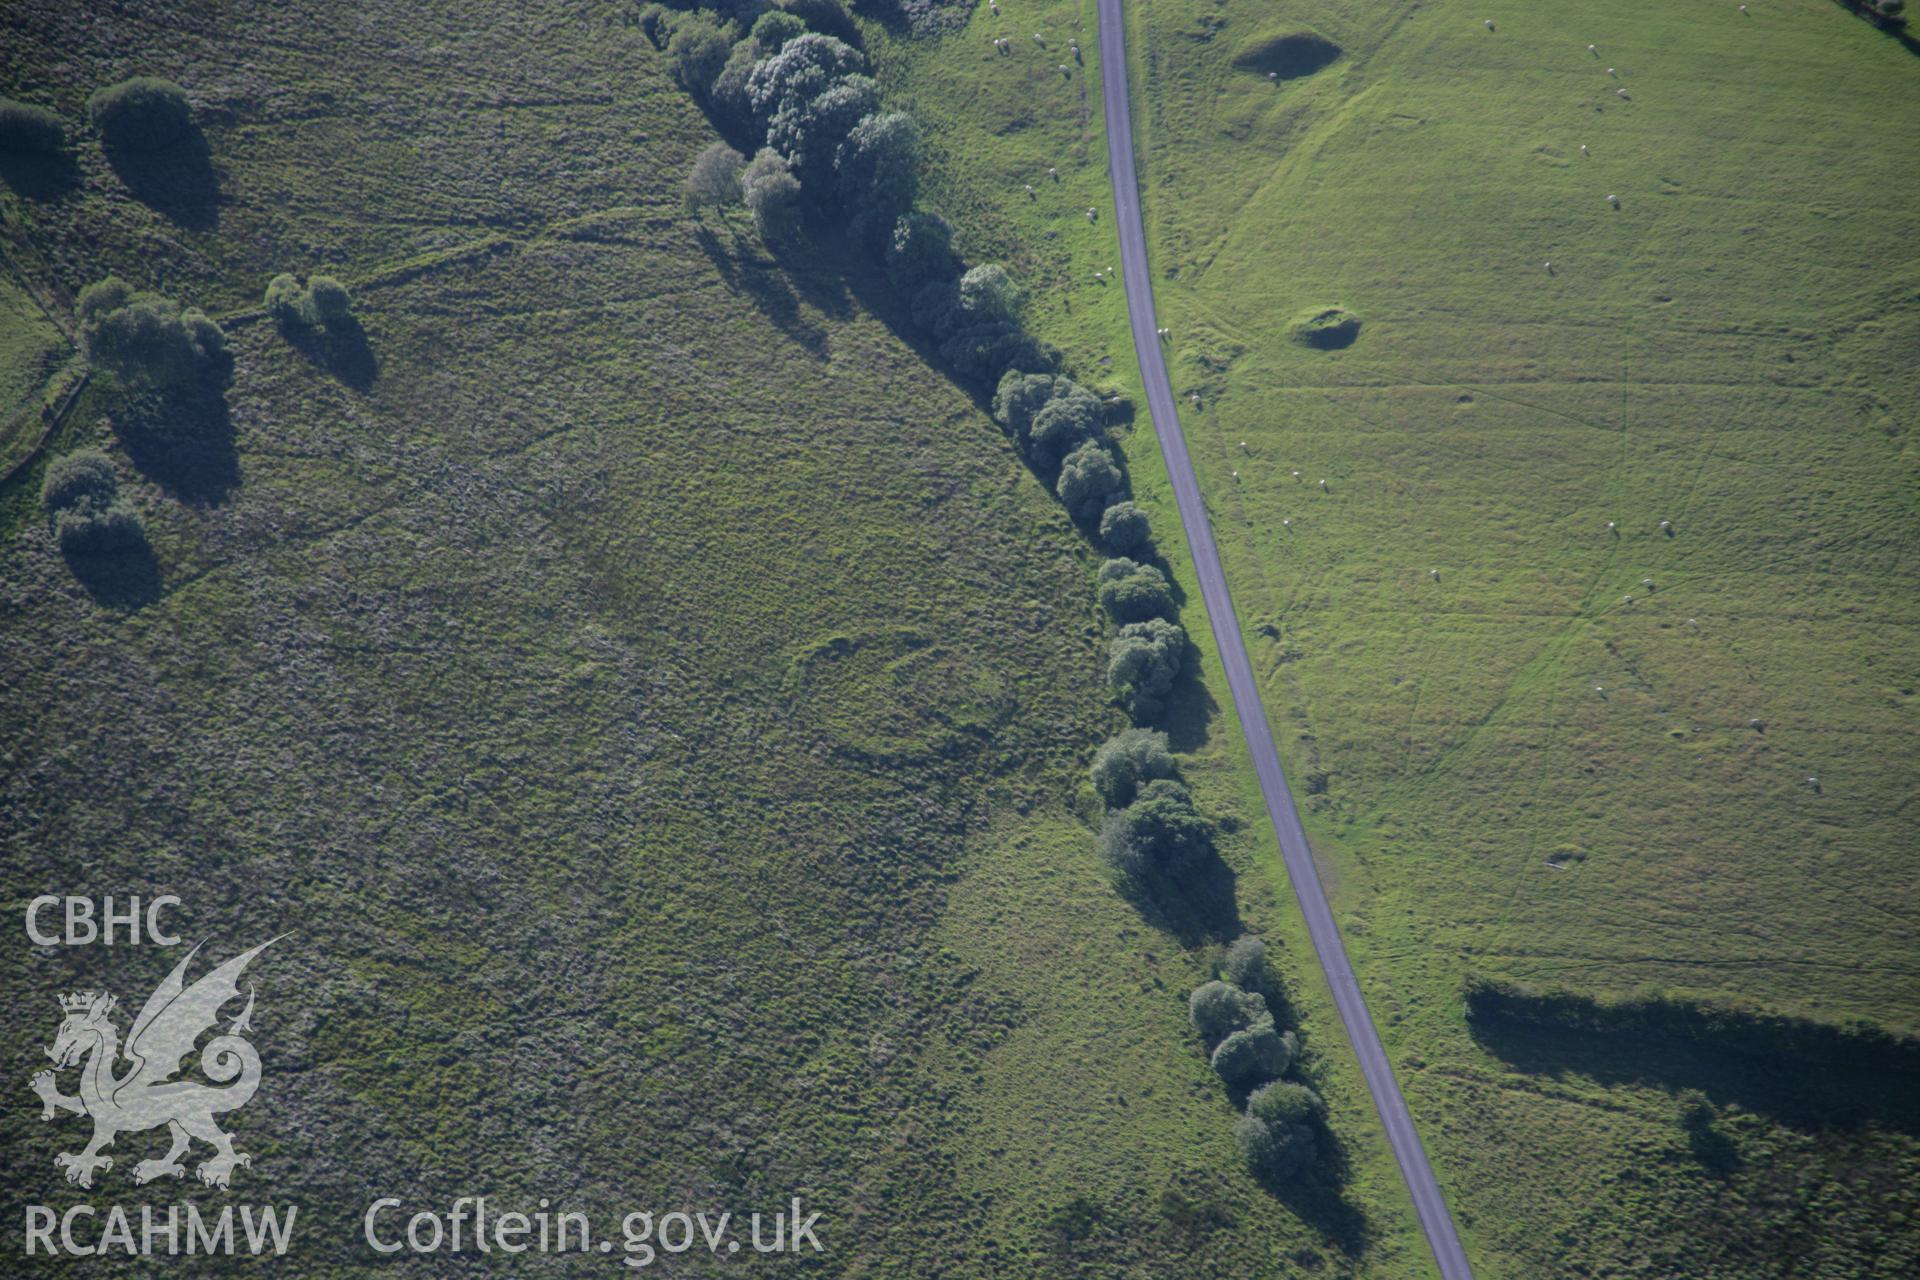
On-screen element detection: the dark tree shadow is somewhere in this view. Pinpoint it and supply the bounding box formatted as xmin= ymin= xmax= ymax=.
xmin=1117 ymin=848 xmax=1241 ymax=947
xmin=1157 ymin=651 xmax=1220 ymax=753
xmin=65 ymin=543 xmax=162 ymax=608
xmin=283 ymin=317 xmax=379 ymax=391
xmin=111 ymin=380 xmax=239 ymax=504
xmin=1260 ymin=1166 xmax=1374 ymax=1258
xmin=104 ymin=130 xmax=219 ymax=230
xmin=1468 ymin=1017 xmax=1920 ymax=1139
xmin=692 ymin=222 xmax=831 ymax=358
xmin=0 ymin=148 xmax=80 ymax=201
xmin=1683 ymin=1111 xmax=1745 ymax=1177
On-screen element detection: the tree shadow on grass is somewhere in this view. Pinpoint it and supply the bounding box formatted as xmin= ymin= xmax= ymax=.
xmin=1469 ymin=1017 xmax=1920 ymax=1140
xmin=0 ymin=148 xmax=80 ymax=202
xmin=64 ymin=543 xmax=162 ymax=609
xmin=1156 ymin=651 xmax=1219 ymax=754
xmin=283 ymin=317 xmax=379 ymax=391
xmin=692 ymin=222 xmax=831 ymax=359
xmin=1117 ymin=849 xmax=1242 ymax=947
xmin=104 ymin=130 xmax=219 ymax=230
xmin=112 ymin=382 xmax=238 ymax=505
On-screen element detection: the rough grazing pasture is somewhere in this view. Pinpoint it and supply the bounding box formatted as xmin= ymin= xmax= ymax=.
xmin=1111 ymin=0 xmax=1920 ymax=1274
xmin=0 ymin=0 xmax=1437 ymax=1275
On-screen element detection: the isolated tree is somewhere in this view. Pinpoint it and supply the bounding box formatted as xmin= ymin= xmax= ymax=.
xmin=665 ymin=13 xmax=735 ymax=98
xmin=76 ymin=277 xmax=135 ymax=328
xmin=1057 ymin=440 xmax=1125 ymax=521
xmin=1099 ymin=500 xmax=1150 ymax=553
xmin=1088 ymin=727 xmax=1176 ymax=808
xmin=1189 ymin=980 xmax=1268 ymax=1045
xmin=78 ymin=280 xmax=225 ymax=387
xmin=887 ymin=211 xmax=955 ymax=291
xmin=0 ymin=98 xmax=64 ymax=153
xmin=835 ymin=110 xmax=920 ymax=235
xmin=40 ymin=450 xmax=118 ymax=515
xmin=1098 ymin=778 xmax=1211 ymax=879
xmin=87 ymin=77 xmax=194 ymax=151
xmin=1211 ymin=1024 xmax=1295 ymax=1088
xmin=686 ymin=142 xmax=747 ymax=210
xmin=54 ymin=501 xmax=147 ymax=555
xmin=306 ymin=276 xmax=352 ymax=324
xmin=264 ymin=273 xmax=305 ymax=323
xmin=741 ymin=148 xmax=803 ymax=241
xmin=1097 ymin=557 xmax=1174 ymax=624
xmin=1107 ymin=616 xmax=1187 ymax=719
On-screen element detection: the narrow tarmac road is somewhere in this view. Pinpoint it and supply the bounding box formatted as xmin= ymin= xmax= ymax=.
xmin=1093 ymin=6 xmax=1475 ymax=1277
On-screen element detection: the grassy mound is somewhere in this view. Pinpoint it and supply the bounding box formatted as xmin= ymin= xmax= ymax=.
xmin=1288 ymin=306 xmax=1360 ymax=349
xmin=1231 ymin=28 xmax=1343 ymax=81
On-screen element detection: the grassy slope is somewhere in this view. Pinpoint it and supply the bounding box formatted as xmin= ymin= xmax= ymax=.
xmin=1121 ymin=0 xmax=1920 ymax=1274
xmin=0 ymin=1 xmax=1434 ymax=1276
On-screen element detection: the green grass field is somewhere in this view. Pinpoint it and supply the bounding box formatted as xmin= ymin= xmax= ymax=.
xmin=0 ymin=1 xmax=1458 ymax=1275
xmin=1100 ymin=0 xmax=1919 ymax=1273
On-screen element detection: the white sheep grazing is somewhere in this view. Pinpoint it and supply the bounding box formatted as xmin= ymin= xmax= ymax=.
xmin=1269 ymin=71 xmax=1279 ymax=81
xmin=1588 ymin=43 xmax=1599 ymax=55
xmin=1429 ymin=568 xmax=1441 ymax=580
xmin=1616 ymin=87 xmax=1629 ymax=98
xmin=1580 ymin=143 xmax=1590 ymax=155
xmin=1749 ymin=718 xmax=1764 ymax=730
xmin=1319 ymin=478 xmax=1329 ymax=490
xmin=1659 ymin=519 xmax=1673 ymax=531
xmin=1608 ymin=67 xmax=1617 ymax=76
xmin=1048 ymin=166 xmax=1058 ymax=179
xmin=1024 ymin=183 xmax=1036 ymax=196
xmin=1607 ymin=193 xmax=1620 ymax=206
xmin=1033 ymin=32 xmax=1045 ymax=44
xmin=1232 ymin=470 xmax=1240 ymax=479
xmin=1086 ymin=206 xmax=1098 ymax=220
xmin=1292 ymin=470 xmax=1302 ymax=481
xmin=1545 ymin=261 xmax=1554 ymax=272
xmin=1283 ymin=518 xmax=1292 ymax=528
xmin=1059 ymin=65 xmax=1071 ymax=77
xmin=1740 ymin=4 xmax=1748 ymax=10
xmin=1485 ymin=19 xmax=1495 ymax=30
xmin=1642 ymin=578 xmax=1655 ymax=589
xmin=1606 ymin=520 xmax=1617 ymax=531
xmin=1686 ymin=617 xmax=1699 ymax=627
xmin=1594 ymin=685 xmax=1606 ymax=694
xmin=1623 ymin=594 xmax=1635 ymax=604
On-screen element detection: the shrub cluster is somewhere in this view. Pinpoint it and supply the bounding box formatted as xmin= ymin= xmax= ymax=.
xmin=87 ymin=77 xmax=194 ymax=152
xmin=0 ymin=98 xmax=65 ymax=154
xmin=1189 ymin=936 xmax=1323 ymax=1180
xmin=77 ymin=277 xmax=226 ymax=388
xmin=40 ymin=449 xmax=147 ymax=556
xmin=265 ymin=273 xmax=354 ymax=330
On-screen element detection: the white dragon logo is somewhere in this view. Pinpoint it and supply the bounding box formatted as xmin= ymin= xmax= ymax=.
xmin=29 ymin=939 xmax=276 ymax=1189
